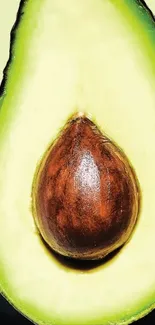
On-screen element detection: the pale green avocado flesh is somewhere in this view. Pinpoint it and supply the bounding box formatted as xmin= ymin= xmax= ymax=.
xmin=0 ymin=0 xmax=155 ymax=324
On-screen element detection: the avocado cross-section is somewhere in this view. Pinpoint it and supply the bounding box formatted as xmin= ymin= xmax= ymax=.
xmin=0 ymin=1 xmax=155 ymax=325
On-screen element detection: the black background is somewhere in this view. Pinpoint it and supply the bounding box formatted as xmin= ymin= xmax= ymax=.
xmin=0 ymin=294 xmax=154 ymax=324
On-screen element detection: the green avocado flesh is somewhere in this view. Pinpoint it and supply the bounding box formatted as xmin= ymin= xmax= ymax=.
xmin=0 ymin=0 xmax=155 ymax=324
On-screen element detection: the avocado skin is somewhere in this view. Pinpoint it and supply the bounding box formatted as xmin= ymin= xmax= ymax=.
xmin=0 ymin=0 xmax=26 ymax=97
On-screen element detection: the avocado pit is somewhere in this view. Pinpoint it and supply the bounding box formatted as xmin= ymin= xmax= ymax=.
xmin=32 ymin=115 xmax=139 ymax=260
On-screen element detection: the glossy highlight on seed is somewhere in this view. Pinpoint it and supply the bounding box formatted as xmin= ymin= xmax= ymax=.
xmin=32 ymin=115 xmax=139 ymax=260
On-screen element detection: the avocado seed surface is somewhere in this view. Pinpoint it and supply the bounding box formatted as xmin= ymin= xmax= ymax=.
xmin=32 ymin=115 xmax=139 ymax=260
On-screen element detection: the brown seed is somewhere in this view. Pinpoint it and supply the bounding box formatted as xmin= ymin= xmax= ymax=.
xmin=32 ymin=115 xmax=139 ymax=260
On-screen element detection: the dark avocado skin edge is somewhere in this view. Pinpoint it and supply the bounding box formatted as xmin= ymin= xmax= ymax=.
xmin=140 ymin=0 xmax=155 ymax=19
xmin=0 ymin=0 xmax=154 ymax=325
xmin=0 ymin=0 xmax=28 ymax=97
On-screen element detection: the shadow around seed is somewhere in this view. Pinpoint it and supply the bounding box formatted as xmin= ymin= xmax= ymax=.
xmin=39 ymin=234 xmax=122 ymax=272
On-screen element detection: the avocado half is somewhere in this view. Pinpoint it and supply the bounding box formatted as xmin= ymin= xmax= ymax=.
xmin=0 ymin=0 xmax=155 ymax=324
